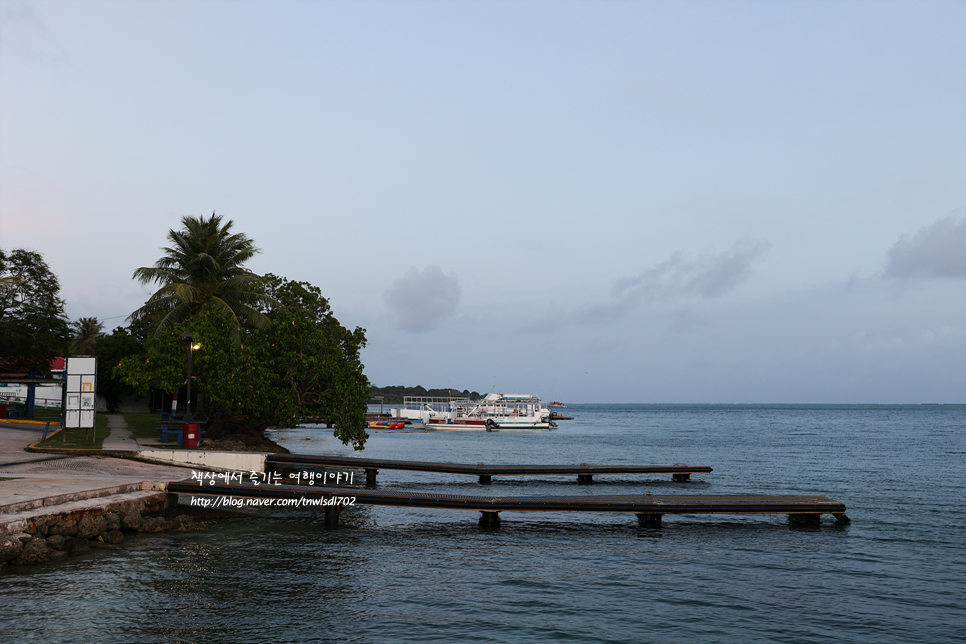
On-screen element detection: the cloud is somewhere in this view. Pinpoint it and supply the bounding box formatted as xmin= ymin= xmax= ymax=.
xmin=383 ymin=265 xmax=461 ymax=333
xmin=578 ymin=238 xmax=770 ymax=322
xmin=884 ymin=212 xmax=966 ymax=280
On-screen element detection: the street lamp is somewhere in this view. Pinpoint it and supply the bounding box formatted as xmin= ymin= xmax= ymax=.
xmin=180 ymin=333 xmax=200 ymax=420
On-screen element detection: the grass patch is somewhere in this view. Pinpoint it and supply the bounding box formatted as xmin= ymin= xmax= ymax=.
xmin=122 ymin=413 xmax=165 ymax=442
xmin=37 ymin=414 xmax=109 ymax=449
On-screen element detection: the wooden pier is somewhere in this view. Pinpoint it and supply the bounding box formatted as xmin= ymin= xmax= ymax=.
xmin=167 ymin=480 xmax=848 ymax=529
xmin=266 ymin=454 xmax=713 ymax=486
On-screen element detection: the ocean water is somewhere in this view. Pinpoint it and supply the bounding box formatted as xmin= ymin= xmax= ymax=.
xmin=2 ymin=404 xmax=964 ymax=643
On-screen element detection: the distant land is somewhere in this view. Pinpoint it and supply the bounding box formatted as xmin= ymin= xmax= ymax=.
xmin=370 ymin=385 xmax=482 ymax=405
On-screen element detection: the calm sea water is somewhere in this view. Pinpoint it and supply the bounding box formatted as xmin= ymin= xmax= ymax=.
xmin=3 ymin=404 xmax=964 ymax=643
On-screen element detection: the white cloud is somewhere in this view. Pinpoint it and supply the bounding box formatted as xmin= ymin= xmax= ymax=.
xmin=383 ymin=265 xmax=461 ymax=333
xmin=884 ymin=212 xmax=966 ymax=279
xmin=577 ymin=238 xmax=770 ymax=322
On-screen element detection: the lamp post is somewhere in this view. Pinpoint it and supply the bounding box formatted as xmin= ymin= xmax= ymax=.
xmin=180 ymin=333 xmax=200 ymax=420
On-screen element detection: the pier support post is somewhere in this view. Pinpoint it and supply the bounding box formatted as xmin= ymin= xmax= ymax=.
xmin=324 ymin=505 xmax=340 ymax=527
xmin=672 ymin=473 xmax=691 ymax=482
xmin=365 ymin=468 xmax=377 ymax=487
xmin=577 ymin=474 xmax=593 ymax=485
xmin=478 ymin=511 xmax=501 ymax=528
xmin=636 ymin=513 xmax=662 ymax=528
xmin=478 ymin=474 xmax=492 ymax=485
xmin=833 ymin=513 xmax=851 ymax=524
xmin=789 ymin=513 xmax=822 ymax=526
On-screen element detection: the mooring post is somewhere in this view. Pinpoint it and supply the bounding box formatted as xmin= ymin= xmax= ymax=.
xmin=365 ymin=468 xmax=377 ymax=487
xmin=324 ymin=504 xmax=340 ymax=527
xmin=478 ymin=511 xmax=501 ymax=528
xmin=636 ymin=513 xmax=662 ymax=528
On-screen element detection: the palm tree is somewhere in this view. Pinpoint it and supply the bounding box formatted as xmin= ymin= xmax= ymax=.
xmin=129 ymin=213 xmax=273 ymax=337
xmin=70 ymin=317 xmax=104 ymax=355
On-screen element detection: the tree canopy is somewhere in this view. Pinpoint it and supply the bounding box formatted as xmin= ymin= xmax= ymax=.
xmin=0 ymin=248 xmax=71 ymax=374
xmin=70 ymin=317 xmax=105 ymax=355
xmin=129 ymin=212 xmax=274 ymax=339
xmin=116 ymin=219 xmax=370 ymax=449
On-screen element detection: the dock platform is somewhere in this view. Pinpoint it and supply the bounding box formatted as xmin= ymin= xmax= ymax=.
xmin=266 ymin=454 xmax=713 ymax=486
xmin=167 ymin=480 xmax=848 ymax=529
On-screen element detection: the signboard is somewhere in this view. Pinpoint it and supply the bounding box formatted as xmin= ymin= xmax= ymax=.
xmin=64 ymin=356 xmax=97 ymax=429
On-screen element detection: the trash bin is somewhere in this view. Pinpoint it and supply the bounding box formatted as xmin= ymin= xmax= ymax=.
xmin=0 ymin=404 xmax=6 ymax=419
xmin=183 ymin=423 xmax=200 ymax=449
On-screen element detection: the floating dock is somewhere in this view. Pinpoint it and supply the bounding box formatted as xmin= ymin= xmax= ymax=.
xmin=166 ymin=480 xmax=848 ymax=529
xmin=266 ymin=454 xmax=713 ymax=485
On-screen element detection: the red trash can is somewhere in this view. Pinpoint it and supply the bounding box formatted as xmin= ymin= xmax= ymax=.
xmin=0 ymin=403 xmax=6 ymax=419
xmin=183 ymin=423 xmax=200 ymax=449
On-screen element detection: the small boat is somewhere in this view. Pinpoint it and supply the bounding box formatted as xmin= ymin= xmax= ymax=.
xmin=367 ymin=421 xmax=407 ymax=429
xmin=391 ymin=393 xmax=555 ymax=430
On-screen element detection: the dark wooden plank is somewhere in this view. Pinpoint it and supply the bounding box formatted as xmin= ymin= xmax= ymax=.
xmin=266 ymin=454 xmax=712 ymax=476
xmin=167 ymin=481 xmax=845 ymax=517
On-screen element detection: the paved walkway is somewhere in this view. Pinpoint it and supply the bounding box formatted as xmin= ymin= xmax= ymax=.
xmin=0 ymin=420 xmax=191 ymax=517
xmin=102 ymin=414 xmax=141 ymax=450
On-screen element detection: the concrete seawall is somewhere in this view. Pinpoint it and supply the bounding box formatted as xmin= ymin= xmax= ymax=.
xmin=136 ymin=449 xmax=267 ymax=473
xmin=1 ymin=417 xmax=282 ymax=567
xmin=1 ymin=483 xmax=192 ymax=566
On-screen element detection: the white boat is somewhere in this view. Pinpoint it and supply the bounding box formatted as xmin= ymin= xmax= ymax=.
xmin=391 ymin=393 xmax=554 ymax=431
xmin=472 ymin=393 xmax=554 ymax=430
xmin=391 ymin=396 xmax=487 ymax=431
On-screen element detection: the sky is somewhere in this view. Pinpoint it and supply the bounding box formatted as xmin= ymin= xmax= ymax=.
xmin=1 ymin=0 xmax=964 ymax=403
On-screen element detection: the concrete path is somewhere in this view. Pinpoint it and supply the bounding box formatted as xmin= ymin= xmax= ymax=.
xmin=0 ymin=421 xmax=192 ymax=516
xmin=101 ymin=414 xmax=141 ymax=450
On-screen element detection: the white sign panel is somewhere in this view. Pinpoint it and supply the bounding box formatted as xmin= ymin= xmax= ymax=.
xmin=65 ymin=356 xmax=97 ymax=429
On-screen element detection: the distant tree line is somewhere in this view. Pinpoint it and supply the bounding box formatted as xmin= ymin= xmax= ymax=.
xmin=370 ymin=385 xmax=482 ymax=404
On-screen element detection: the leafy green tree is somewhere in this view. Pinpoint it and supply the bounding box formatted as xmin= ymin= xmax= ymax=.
xmin=69 ymin=317 xmax=105 ymax=355
xmin=0 ymin=248 xmax=71 ymax=374
xmin=260 ymin=274 xmax=370 ymax=447
xmin=129 ymin=213 xmax=274 ymax=339
xmin=116 ymin=291 xmax=370 ymax=448
xmin=114 ymin=325 xmax=190 ymax=398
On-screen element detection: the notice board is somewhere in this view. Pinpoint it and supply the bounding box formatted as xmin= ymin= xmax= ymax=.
xmin=65 ymin=356 xmax=97 ymax=429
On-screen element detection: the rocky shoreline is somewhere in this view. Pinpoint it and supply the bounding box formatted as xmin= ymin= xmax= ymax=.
xmin=1 ymin=490 xmax=197 ymax=567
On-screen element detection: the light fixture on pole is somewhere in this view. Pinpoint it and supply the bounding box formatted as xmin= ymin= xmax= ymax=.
xmin=180 ymin=333 xmax=200 ymax=420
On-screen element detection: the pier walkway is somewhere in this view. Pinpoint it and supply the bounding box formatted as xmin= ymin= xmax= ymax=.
xmin=167 ymin=480 xmax=848 ymax=528
xmin=266 ymin=454 xmax=713 ymax=486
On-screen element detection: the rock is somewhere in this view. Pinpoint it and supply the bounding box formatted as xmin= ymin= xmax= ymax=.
xmin=0 ymin=536 xmax=25 ymax=563
xmin=46 ymin=517 xmax=79 ymax=537
xmin=120 ymin=508 xmax=143 ymax=531
xmin=99 ymin=530 xmax=124 ymax=544
xmin=139 ymin=516 xmax=171 ymax=533
xmin=77 ymin=513 xmax=107 ymax=539
xmin=11 ymin=538 xmax=54 ymax=565
xmin=103 ymin=512 xmax=121 ymax=532
xmin=171 ymin=515 xmax=195 ymax=531
xmin=46 ymin=534 xmax=69 ymax=551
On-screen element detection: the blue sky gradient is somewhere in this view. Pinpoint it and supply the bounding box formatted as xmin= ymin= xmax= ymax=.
xmin=2 ymin=0 xmax=963 ymax=402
